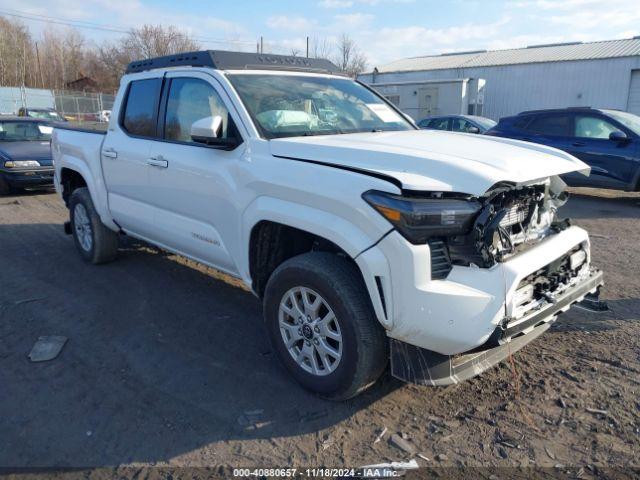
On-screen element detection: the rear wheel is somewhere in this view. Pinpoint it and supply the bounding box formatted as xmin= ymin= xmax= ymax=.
xmin=69 ymin=188 xmax=119 ymax=264
xmin=264 ymin=252 xmax=388 ymax=400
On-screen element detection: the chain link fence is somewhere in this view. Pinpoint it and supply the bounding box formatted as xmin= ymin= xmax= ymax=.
xmin=0 ymin=86 xmax=115 ymax=125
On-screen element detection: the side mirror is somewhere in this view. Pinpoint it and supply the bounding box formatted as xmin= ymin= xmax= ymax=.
xmin=609 ymin=130 xmax=628 ymax=142
xmin=190 ymin=116 xmax=239 ymax=149
xmin=467 ymin=126 xmax=480 ymax=134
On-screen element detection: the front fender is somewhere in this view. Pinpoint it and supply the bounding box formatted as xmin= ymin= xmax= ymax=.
xmin=240 ymin=196 xmax=391 ymax=325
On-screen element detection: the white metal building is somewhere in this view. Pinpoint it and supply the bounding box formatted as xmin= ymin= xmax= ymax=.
xmin=358 ymin=38 xmax=640 ymax=121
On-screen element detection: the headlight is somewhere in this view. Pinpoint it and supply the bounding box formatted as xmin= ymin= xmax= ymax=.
xmin=363 ymin=190 xmax=481 ymax=244
xmin=4 ymin=160 xmax=41 ymax=168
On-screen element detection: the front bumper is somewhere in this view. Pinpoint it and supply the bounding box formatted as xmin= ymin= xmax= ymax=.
xmin=1 ymin=168 xmax=54 ymax=188
xmin=389 ymin=266 xmax=603 ymax=386
xmin=359 ymin=225 xmax=598 ymax=354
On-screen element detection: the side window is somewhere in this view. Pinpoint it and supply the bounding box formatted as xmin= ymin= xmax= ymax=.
xmin=428 ymin=118 xmax=449 ymax=130
xmin=164 ymin=77 xmax=237 ymax=143
xmin=417 ymin=119 xmax=429 ymax=128
xmin=512 ymin=117 xmax=530 ymax=130
xmin=452 ymin=118 xmax=472 ymax=132
xmin=525 ymin=114 xmax=571 ymax=137
xmin=574 ymin=116 xmax=618 ymax=139
xmin=122 ymin=79 xmax=161 ymax=137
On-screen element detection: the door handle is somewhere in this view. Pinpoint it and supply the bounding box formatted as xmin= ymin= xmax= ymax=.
xmin=147 ymin=156 xmax=168 ymax=168
xmin=102 ymin=149 xmax=118 ymax=158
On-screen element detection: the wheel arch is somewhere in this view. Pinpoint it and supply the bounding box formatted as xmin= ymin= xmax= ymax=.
xmin=242 ymin=197 xmax=391 ymax=327
xmin=57 ymin=159 xmax=117 ymax=230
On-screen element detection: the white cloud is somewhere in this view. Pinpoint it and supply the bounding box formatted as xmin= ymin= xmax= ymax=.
xmin=319 ymin=0 xmax=354 ymax=8
xmin=334 ymin=13 xmax=374 ymax=28
xmin=266 ymin=15 xmax=316 ymax=32
xmin=362 ymin=16 xmax=511 ymax=64
xmin=319 ymin=0 xmax=413 ymax=6
xmin=515 ymin=0 xmax=640 ymax=28
xmin=358 ymin=0 xmax=414 ymax=4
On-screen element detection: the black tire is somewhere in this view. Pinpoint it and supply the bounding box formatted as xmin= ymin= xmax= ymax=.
xmin=0 ymin=175 xmax=10 ymax=195
xmin=69 ymin=187 xmax=119 ymax=264
xmin=264 ymin=252 xmax=388 ymax=400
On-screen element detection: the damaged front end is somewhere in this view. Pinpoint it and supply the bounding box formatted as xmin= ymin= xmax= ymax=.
xmin=378 ymin=176 xmax=605 ymax=386
xmin=446 ymin=176 xmax=571 ymax=270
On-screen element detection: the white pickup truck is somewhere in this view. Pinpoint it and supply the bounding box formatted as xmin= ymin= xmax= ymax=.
xmin=53 ymin=51 xmax=603 ymax=400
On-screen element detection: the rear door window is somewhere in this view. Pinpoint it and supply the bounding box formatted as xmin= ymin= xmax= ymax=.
xmin=525 ymin=114 xmax=572 ymax=137
xmin=122 ymin=78 xmax=162 ymax=137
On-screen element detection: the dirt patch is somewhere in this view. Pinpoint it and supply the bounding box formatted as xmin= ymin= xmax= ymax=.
xmin=0 ymin=189 xmax=638 ymax=471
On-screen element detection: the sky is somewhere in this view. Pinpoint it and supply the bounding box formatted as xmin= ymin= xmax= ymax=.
xmin=1 ymin=0 xmax=639 ymax=69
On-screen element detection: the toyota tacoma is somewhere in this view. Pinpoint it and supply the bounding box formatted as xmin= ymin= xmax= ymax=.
xmin=52 ymin=51 xmax=603 ymax=400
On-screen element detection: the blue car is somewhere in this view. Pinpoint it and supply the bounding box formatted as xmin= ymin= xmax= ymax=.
xmin=0 ymin=117 xmax=54 ymax=194
xmin=486 ymin=107 xmax=640 ymax=191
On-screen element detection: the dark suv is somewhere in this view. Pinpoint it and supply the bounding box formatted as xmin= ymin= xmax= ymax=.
xmin=486 ymin=107 xmax=640 ymax=191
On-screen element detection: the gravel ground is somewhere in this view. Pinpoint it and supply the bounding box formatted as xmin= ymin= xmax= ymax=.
xmin=0 ymin=187 xmax=638 ymax=475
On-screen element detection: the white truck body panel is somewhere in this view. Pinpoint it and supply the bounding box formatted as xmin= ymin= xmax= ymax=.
xmin=53 ymin=65 xmax=599 ymax=363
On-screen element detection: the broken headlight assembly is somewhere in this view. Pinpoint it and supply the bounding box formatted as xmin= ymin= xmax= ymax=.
xmin=362 ymin=190 xmax=481 ymax=244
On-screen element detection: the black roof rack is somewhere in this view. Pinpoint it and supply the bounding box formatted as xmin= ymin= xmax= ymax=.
xmin=125 ymin=50 xmax=343 ymax=75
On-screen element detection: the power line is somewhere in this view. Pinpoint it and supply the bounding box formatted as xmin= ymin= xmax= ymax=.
xmin=0 ymin=8 xmax=259 ymax=48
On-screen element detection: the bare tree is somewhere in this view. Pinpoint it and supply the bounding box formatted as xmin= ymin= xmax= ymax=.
xmin=39 ymin=27 xmax=87 ymax=90
xmin=0 ymin=17 xmax=37 ymax=88
xmin=89 ymin=25 xmax=199 ymax=91
xmin=334 ymin=33 xmax=367 ymax=78
xmin=121 ymin=24 xmax=199 ymax=59
xmin=309 ymin=36 xmax=333 ymax=60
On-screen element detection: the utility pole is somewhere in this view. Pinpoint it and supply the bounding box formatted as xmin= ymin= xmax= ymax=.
xmin=260 ymin=36 xmax=264 ymax=54
xmin=306 ymin=36 xmax=309 ymax=58
xmin=35 ymin=42 xmax=45 ymax=89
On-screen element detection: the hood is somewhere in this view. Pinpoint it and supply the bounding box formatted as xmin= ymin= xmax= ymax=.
xmin=0 ymin=141 xmax=52 ymax=165
xmin=269 ymin=130 xmax=589 ymax=196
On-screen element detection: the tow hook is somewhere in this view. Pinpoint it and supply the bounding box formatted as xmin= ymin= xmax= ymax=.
xmin=576 ymin=288 xmax=609 ymax=312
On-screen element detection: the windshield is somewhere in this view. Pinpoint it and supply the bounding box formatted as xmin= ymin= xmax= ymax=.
xmin=227 ymin=73 xmax=414 ymax=139
xmin=29 ymin=110 xmax=63 ymax=121
xmin=0 ymin=121 xmax=53 ymax=142
xmin=604 ymin=110 xmax=640 ymax=135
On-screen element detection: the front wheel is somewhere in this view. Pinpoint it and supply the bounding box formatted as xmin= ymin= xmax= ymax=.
xmin=264 ymin=252 xmax=388 ymax=400
xmin=69 ymin=187 xmax=119 ymax=264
